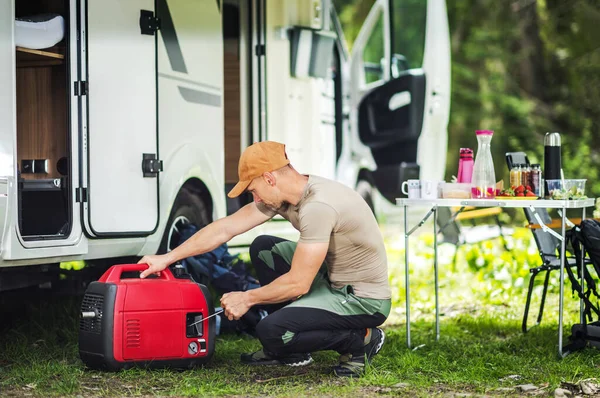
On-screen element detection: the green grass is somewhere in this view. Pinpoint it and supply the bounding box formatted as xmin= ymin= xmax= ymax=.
xmin=1 ymin=228 xmax=600 ymax=397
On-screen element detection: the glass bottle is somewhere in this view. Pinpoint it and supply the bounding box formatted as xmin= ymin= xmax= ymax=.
xmin=531 ymin=164 xmax=542 ymax=197
xmin=471 ymin=130 xmax=496 ymax=199
xmin=521 ymin=164 xmax=531 ymax=188
xmin=510 ymin=164 xmax=521 ymax=188
xmin=457 ymin=148 xmax=474 ymax=183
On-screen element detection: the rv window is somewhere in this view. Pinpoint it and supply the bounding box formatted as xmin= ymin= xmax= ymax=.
xmin=390 ymin=0 xmax=427 ymax=74
xmin=362 ymin=11 xmax=384 ymax=84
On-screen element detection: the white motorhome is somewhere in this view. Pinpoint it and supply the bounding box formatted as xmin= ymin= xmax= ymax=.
xmin=0 ymin=0 xmax=450 ymax=291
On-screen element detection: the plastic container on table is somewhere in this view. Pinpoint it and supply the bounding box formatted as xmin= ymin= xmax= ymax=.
xmin=546 ymin=179 xmax=587 ymax=200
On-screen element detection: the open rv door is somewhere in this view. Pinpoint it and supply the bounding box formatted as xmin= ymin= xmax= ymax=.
xmin=82 ymin=0 xmax=160 ymax=237
xmin=349 ymin=0 xmax=450 ymax=202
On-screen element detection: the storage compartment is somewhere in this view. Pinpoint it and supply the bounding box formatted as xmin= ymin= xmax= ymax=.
xmin=18 ymin=179 xmax=69 ymax=236
xmin=15 ymin=0 xmax=71 ymax=239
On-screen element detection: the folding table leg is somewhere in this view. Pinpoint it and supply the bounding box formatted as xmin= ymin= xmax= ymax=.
xmin=404 ymin=204 xmax=411 ymax=349
xmin=558 ymin=206 xmax=566 ymax=358
xmin=580 ymin=207 xmax=587 ymax=324
xmin=404 ymin=205 xmax=436 ymax=349
xmin=434 ymin=206 xmax=440 ymax=341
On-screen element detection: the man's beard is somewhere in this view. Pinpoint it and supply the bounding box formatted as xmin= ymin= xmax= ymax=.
xmin=265 ymin=200 xmax=285 ymax=211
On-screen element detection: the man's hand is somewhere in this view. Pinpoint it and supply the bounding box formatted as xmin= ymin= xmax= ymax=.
xmin=220 ymin=291 xmax=251 ymax=321
xmin=138 ymin=254 xmax=172 ymax=278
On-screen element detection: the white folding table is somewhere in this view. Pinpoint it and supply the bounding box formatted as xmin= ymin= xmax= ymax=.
xmin=396 ymin=197 xmax=596 ymax=357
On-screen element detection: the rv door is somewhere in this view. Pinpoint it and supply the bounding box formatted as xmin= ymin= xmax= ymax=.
xmin=349 ymin=0 xmax=450 ymax=202
xmin=82 ymin=0 xmax=160 ymax=236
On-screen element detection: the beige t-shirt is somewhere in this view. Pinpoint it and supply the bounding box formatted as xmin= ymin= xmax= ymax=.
xmin=257 ymin=175 xmax=391 ymax=300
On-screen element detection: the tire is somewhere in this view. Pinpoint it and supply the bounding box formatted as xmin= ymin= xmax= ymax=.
xmin=356 ymin=179 xmax=376 ymax=216
xmin=157 ymin=187 xmax=210 ymax=255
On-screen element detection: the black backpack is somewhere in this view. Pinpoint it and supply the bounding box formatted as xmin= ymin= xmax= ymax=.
xmin=564 ymin=219 xmax=600 ymax=352
xmin=172 ymin=223 xmax=267 ymax=336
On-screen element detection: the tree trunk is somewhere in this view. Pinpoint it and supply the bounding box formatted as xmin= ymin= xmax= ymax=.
xmin=515 ymin=1 xmax=547 ymax=101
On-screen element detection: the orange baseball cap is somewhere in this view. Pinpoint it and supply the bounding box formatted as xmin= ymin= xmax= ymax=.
xmin=227 ymin=141 xmax=290 ymax=198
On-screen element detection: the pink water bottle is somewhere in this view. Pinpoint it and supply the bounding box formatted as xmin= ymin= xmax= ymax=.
xmin=457 ymin=148 xmax=474 ymax=183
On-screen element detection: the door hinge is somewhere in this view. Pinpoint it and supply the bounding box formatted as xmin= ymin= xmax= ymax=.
xmin=142 ymin=153 xmax=163 ymax=177
xmin=76 ymin=187 xmax=88 ymax=203
xmin=255 ymin=44 xmax=265 ymax=56
xmin=74 ymin=81 xmax=87 ymax=96
xmin=140 ymin=10 xmax=161 ymax=35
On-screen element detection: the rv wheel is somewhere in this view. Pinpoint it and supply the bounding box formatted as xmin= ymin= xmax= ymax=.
xmin=157 ymin=188 xmax=210 ymax=254
xmin=356 ymin=179 xmax=375 ymax=215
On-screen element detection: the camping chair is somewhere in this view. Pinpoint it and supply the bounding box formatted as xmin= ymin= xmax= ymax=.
xmin=520 ymin=207 xmax=588 ymax=332
xmin=505 ymin=152 xmax=589 ymax=332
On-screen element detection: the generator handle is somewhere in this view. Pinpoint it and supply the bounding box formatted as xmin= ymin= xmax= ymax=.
xmin=101 ymin=263 xmax=174 ymax=283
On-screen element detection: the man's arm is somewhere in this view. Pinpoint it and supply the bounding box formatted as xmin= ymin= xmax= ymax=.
xmin=139 ymin=202 xmax=271 ymax=278
xmin=220 ymin=241 xmax=328 ymax=319
xmin=221 ymin=201 xmax=337 ymax=320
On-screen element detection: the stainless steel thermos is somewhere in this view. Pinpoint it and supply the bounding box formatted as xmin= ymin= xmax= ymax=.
xmin=544 ymin=132 xmax=561 ymax=197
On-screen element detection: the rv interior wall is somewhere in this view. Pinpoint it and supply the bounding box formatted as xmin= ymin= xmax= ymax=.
xmin=14 ymin=0 xmax=71 ymax=238
xmin=224 ymin=1 xmax=253 ymax=215
xmin=16 ymin=61 xmax=67 ymax=179
xmin=15 ymin=0 xmax=68 ymax=180
xmin=223 ymin=3 xmax=241 ymax=185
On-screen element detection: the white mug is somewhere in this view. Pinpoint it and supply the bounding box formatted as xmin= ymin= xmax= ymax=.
xmin=401 ymin=179 xmax=421 ymax=199
xmin=420 ymin=180 xmax=440 ymax=199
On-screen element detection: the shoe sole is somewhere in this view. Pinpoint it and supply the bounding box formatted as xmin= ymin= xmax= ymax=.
xmin=333 ymin=367 xmax=362 ymax=377
xmin=242 ymin=356 xmax=313 ymax=367
xmin=282 ymin=356 xmax=314 ymax=367
xmin=241 ymin=359 xmax=283 ymax=366
xmin=366 ymin=328 xmax=385 ymax=362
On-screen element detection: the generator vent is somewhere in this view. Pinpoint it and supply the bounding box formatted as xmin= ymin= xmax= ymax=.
xmin=126 ymin=319 xmax=141 ymax=348
xmin=79 ymin=293 xmax=104 ymax=334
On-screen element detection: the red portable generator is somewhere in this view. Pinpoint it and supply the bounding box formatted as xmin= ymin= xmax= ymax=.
xmin=78 ymin=263 xmax=215 ymax=370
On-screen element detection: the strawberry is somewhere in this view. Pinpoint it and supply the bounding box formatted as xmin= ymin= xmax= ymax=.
xmin=526 ymin=191 xmax=536 ymax=197
xmin=516 ymin=193 xmax=524 ymax=197
xmin=514 ymin=185 xmax=525 ymax=194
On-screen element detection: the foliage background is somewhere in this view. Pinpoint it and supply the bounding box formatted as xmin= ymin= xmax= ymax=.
xmin=333 ymin=0 xmax=600 ymax=199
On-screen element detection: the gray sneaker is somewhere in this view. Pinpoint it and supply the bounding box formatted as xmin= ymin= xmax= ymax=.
xmin=240 ymin=349 xmax=313 ymax=367
xmin=333 ymin=353 xmax=365 ymax=377
xmin=333 ymin=327 xmax=386 ymax=377
xmin=365 ymin=327 xmax=385 ymax=362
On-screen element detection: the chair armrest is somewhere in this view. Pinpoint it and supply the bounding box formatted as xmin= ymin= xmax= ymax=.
xmin=528 ymin=217 xmax=600 ymax=230
xmin=453 ymin=207 xmax=503 ymax=221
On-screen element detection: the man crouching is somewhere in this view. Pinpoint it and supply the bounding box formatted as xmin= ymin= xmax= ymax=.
xmin=139 ymin=141 xmax=391 ymax=377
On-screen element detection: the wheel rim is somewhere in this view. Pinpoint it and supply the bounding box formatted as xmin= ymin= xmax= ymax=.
xmin=166 ymin=215 xmax=191 ymax=252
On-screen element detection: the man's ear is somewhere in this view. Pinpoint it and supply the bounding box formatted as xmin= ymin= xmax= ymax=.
xmin=262 ymin=172 xmax=276 ymax=187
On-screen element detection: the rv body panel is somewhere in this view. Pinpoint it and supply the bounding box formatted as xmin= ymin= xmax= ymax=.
xmin=0 ymin=0 xmax=226 ymax=266
xmin=416 ymin=0 xmax=451 ymax=182
xmin=155 ymin=0 xmax=225 ymax=218
xmin=138 ymin=144 xmax=227 ymax=255
xmin=83 ymin=0 xmax=159 ymax=236
xmin=0 ymin=1 xmax=16 ymax=257
xmin=264 ymin=1 xmax=337 ymax=181
xmin=0 ymin=0 xmax=451 ymax=274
